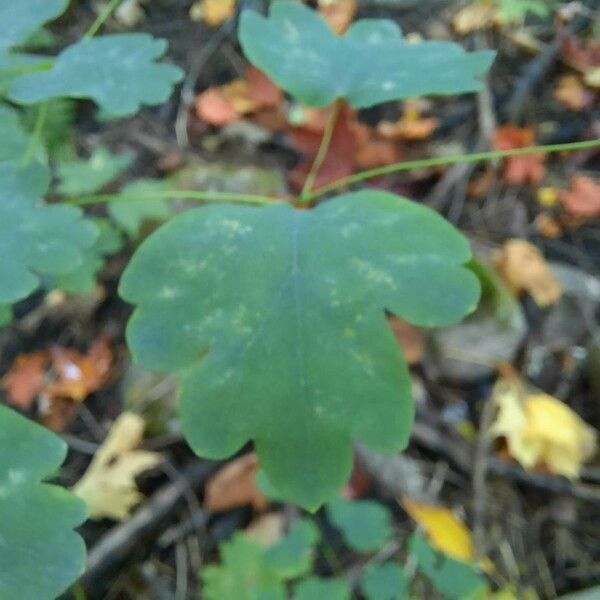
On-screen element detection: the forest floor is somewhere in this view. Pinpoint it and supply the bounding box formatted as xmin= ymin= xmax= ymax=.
xmin=1 ymin=1 xmax=600 ymax=599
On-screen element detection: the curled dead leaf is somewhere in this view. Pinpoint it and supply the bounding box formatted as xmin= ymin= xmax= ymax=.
xmin=554 ymin=74 xmax=595 ymax=111
xmin=490 ymin=377 xmax=597 ymax=478
xmin=204 ymin=452 xmax=269 ymax=512
xmin=3 ymin=351 xmax=49 ymax=410
xmin=72 ymin=412 xmax=162 ymax=521
xmin=492 ymin=125 xmax=546 ymax=186
xmin=493 ymin=239 xmax=562 ymax=307
xmin=318 ymin=0 xmax=358 ymax=35
xmin=559 ymin=175 xmax=600 ymax=220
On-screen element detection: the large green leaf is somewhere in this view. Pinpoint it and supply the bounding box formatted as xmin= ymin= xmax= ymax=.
xmin=0 ymin=404 xmax=88 ymax=599
xmin=327 ymin=497 xmax=393 ymax=553
xmin=120 ymin=191 xmax=479 ymax=510
xmin=0 ymin=0 xmax=68 ymax=51
xmin=0 ymin=161 xmax=98 ymax=303
xmin=0 ymin=103 xmax=28 ymax=159
xmin=9 ymin=34 xmax=184 ymax=117
xmin=239 ymin=1 xmax=494 ymax=109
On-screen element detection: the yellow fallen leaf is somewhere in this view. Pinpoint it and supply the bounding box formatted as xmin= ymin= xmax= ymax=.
xmin=536 ymin=187 xmax=558 ymax=208
xmin=401 ymin=498 xmax=474 ymax=562
xmin=490 ymin=378 xmax=597 ymax=478
xmin=453 ymin=2 xmax=497 ymax=35
xmin=584 ymin=68 xmax=600 ymax=89
xmin=493 ymin=239 xmax=562 ymax=307
xmin=245 ymin=512 xmax=285 ymax=547
xmin=190 ymin=0 xmax=237 ymax=27
xmin=72 ymin=412 xmax=162 ymax=521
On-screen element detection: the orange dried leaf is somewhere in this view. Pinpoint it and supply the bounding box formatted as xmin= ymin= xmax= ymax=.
xmin=378 ymin=100 xmax=439 ymax=142
xmin=535 ymin=213 xmax=562 ymax=239
xmin=196 ymin=87 xmax=241 ymax=126
xmin=389 ymin=317 xmax=424 ymax=365
xmin=559 ymin=176 xmax=600 ymax=219
xmin=554 ymin=74 xmax=594 ymax=111
xmin=493 ymin=239 xmax=562 ymax=307
xmin=318 ymin=0 xmax=358 ymax=35
xmin=492 ymin=125 xmax=546 ymax=186
xmin=47 ymin=335 xmax=113 ymax=402
xmin=560 ymin=36 xmax=600 ymax=73
xmin=204 ymin=453 xmax=269 ymax=512
xmin=245 ymin=67 xmax=283 ymax=109
xmin=3 ymin=351 xmax=49 ymax=410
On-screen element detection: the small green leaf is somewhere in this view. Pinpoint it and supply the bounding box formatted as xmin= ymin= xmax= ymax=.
xmin=265 ymin=518 xmax=320 ymax=578
xmin=239 ymin=1 xmax=494 ymax=109
xmin=327 ymin=497 xmax=393 ymax=553
xmin=0 ymin=404 xmax=88 ymax=599
xmin=55 ymin=218 xmax=123 ymax=294
xmin=57 ymin=148 xmax=135 ymax=197
xmin=409 ymin=532 xmax=488 ymax=600
xmin=294 ymin=577 xmax=350 ymax=600
xmin=361 ymin=562 xmax=411 ymax=600
xmin=0 ymin=161 xmax=98 ymax=303
xmin=9 ymin=34 xmax=184 ymax=117
xmin=0 ymin=303 xmax=12 ymax=326
xmin=497 ymin=0 xmax=551 ymax=21
xmin=121 ymin=191 xmax=479 ymax=510
xmin=109 ymin=179 xmax=174 ymax=238
xmin=0 ymin=103 xmax=28 ymax=159
xmin=0 ymin=0 xmax=68 ymax=51
xmin=202 ymin=533 xmax=286 ymax=600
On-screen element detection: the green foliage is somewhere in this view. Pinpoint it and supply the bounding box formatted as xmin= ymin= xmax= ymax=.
xmin=9 ymin=34 xmax=184 ymax=117
xmin=327 ymin=497 xmax=393 ymax=553
xmin=294 ymin=577 xmax=350 ymax=600
xmin=0 ymin=303 xmax=12 ymax=326
xmin=120 ymin=192 xmax=478 ymax=510
xmin=496 ymin=0 xmax=550 ymax=21
xmin=0 ymin=160 xmax=98 ymax=305
xmin=108 ymin=179 xmax=174 ymax=238
xmin=57 ymin=148 xmax=135 ymax=197
xmin=239 ymin=0 xmax=494 ymax=109
xmin=0 ymin=404 xmax=87 ymax=599
xmin=22 ymin=98 xmax=77 ymax=161
xmin=0 ymin=0 xmax=68 ymax=51
xmin=203 ymin=519 xmax=318 ymax=600
xmin=0 ymin=103 xmax=28 ymax=158
xmin=264 ymin=519 xmax=320 ymax=578
xmin=54 ymin=218 xmax=123 ymax=294
xmin=361 ymin=562 xmax=411 ymax=600
xmin=409 ymin=532 xmax=488 ymax=600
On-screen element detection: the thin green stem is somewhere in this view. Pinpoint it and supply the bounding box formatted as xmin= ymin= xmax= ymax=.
xmin=305 ymin=138 xmax=600 ymax=203
xmin=21 ymin=102 xmax=48 ymax=167
xmin=85 ymin=0 xmax=125 ymax=38
xmin=299 ymin=98 xmax=343 ymax=202
xmin=66 ymin=189 xmax=281 ymax=207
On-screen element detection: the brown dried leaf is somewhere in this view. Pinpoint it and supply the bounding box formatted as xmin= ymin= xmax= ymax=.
xmin=389 ymin=317 xmax=424 ymax=365
xmin=492 ymin=125 xmax=546 ymax=186
xmin=2 ymin=351 xmax=49 ymax=410
xmin=191 ymin=0 xmax=236 ymax=27
xmin=559 ymin=175 xmax=600 ymax=219
xmin=318 ymin=0 xmax=358 ymax=35
xmin=554 ymin=74 xmax=595 ymax=111
xmin=46 ymin=335 xmax=113 ymax=402
xmin=377 ymin=100 xmax=439 ymax=142
xmin=204 ymin=453 xmax=269 ymax=512
xmin=453 ymin=3 xmax=497 ymax=35
xmin=493 ymin=239 xmax=562 ymax=307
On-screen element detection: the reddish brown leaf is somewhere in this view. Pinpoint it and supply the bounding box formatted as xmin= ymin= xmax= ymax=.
xmin=389 ymin=317 xmax=425 ymax=365
xmin=46 ymin=335 xmax=113 ymax=402
xmin=560 ymin=36 xmax=600 ymax=73
xmin=554 ymin=74 xmax=595 ymax=111
xmin=204 ymin=453 xmax=269 ymax=512
xmin=318 ymin=0 xmax=358 ymax=35
xmin=559 ymin=175 xmax=600 ymax=220
xmin=196 ymin=87 xmax=241 ymax=127
xmin=245 ymin=67 xmax=283 ymax=109
xmin=492 ymin=125 xmax=546 ymax=186
xmin=3 ymin=351 xmax=49 ymax=410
